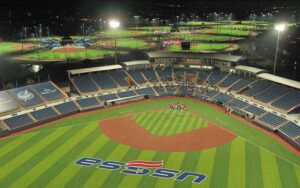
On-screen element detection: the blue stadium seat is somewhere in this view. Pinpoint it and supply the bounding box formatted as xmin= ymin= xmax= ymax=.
xmin=243 ymin=80 xmax=272 ymax=97
xmin=32 ymin=82 xmax=65 ymax=101
xmin=227 ymin=99 xmax=249 ymax=109
xmin=135 ymin=87 xmax=155 ymax=96
xmin=155 ymin=67 xmax=173 ymax=81
xmin=230 ymin=77 xmax=255 ymax=92
xmin=117 ymin=91 xmax=137 ymax=98
xmin=174 ymin=69 xmax=185 ymax=81
xmin=90 ymin=72 xmax=118 ymax=89
xmin=54 ymin=102 xmax=78 ymax=114
xmin=207 ymin=71 xmax=228 ymax=85
xmin=109 ymin=71 xmax=129 ymax=87
xmin=4 ymin=114 xmax=35 ymax=129
xmin=258 ymin=112 xmax=287 ymax=127
xmin=271 ymin=90 xmax=300 ymax=110
xmin=31 ymin=107 xmax=59 ymax=121
xmin=76 ymin=97 xmax=101 ymax=108
xmin=219 ymin=74 xmax=240 ymax=88
xmin=213 ymin=93 xmax=233 ymax=103
xmin=165 ymin=85 xmax=177 ymax=94
xmin=142 ymin=68 xmax=158 ymax=82
xmin=153 ymin=86 xmax=168 ymax=95
xmin=179 ymin=85 xmax=194 ymax=95
xmin=253 ymin=84 xmax=289 ymax=103
xmin=244 ymin=105 xmax=265 ymax=116
xmin=98 ymin=94 xmax=119 ymax=101
xmin=197 ymin=70 xmax=212 ymax=84
xmin=8 ymin=86 xmax=44 ymax=108
xmin=127 ymin=70 xmax=146 ymax=84
xmin=72 ymin=75 xmax=99 ymax=93
xmin=279 ymin=122 xmax=300 ymax=138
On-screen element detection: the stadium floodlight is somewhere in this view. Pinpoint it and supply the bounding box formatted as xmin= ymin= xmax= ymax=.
xmin=273 ymin=23 xmax=286 ymax=74
xmin=109 ymin=20 xmax=120 ymax=29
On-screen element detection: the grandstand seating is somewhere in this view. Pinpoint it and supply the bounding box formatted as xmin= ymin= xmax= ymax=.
xmin=31 ymin=107 xmax=59 ymax=121
xmin=135 ymin=87 xmax=155 ymax=96
xmin=165 ymin=85 xmax=178 ymax=94
xmin=278 ymin=122 xmax=300 ymax=138
xmin=8 ymin=86 xmax=44 ymax=108
xmin=127 ymin=70 xmax=146 ymax=84
xmin=72 ymin=75 xmax=99 ymax=93
xmin=227 ymin=99 xmax=249 ymax=109
xmin=76 ymin=97 xmax=101 ymax=108
xmin=90 ymin=72 xmax=118 ymax=89
xmin=257 ymin=112 xmax=287 ymax=127
xmin=153 ymin=86 xmax=168 ymax=95
xmin=179 ymin=85 xmax=194 ymax=95
xmin=244 ymin=105 xmax=265 ymax=116
xmin=174 ymin=69 xmax=185 ymax=81
xmin=207 ymin=71 xmax=228 ymax=85
xmin=213 ymin=93 xmax=233 ymax=103
xmin=230 ymin=77 xmax=255 ymax=92
xmin=54 ymin=102 xmax=79 ymax=114
xmin=186 ymin=69 xmax=197 ymax=75
xmin=253 ymin=84 xmax=289 ymax=103
xmin=271 ymin=90 xmax=300 ymax=110
xmin=155 ymin=67 xmax=173 ymax=81
xmin=198 ymin=89 xmax=218 ymax=99
xmin=142 ymin=68 xmax=158 ymax=82
xmin=197 ymin=70 xmax=212 ymax=84
xmin=32 ymin=81 xmax=65 ymax=101
xmin=4 ymin=114 xmax=35 ymax=129
xmin=98 ymin=94 xmax=119 ymax=101
xmin=243 ymin=80 xmax=272 ymax=97
xmin=109 ymin=71 xmax=129 ymax=87
xmin=219 ymin=74 xmax=240 ymax=88
xmin=117 ymin=90 xmax=137 ymax=98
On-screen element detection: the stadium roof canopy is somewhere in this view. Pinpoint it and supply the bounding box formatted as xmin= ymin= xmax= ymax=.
xmin=67 ymin=65 xmax=123 ymax=75
xmin=235 ymin=65 xmax=266 ymax=75
xmin=258 ymin=73 xmax=300 ymax=90
xmin=147 ymin=52 xmax=246 ymax=63
xmin=122 ymin=60 xmax=150 ymax=67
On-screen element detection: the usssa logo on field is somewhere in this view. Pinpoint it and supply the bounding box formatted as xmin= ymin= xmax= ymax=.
xmin=75 ymin=157 xmax=206 ymax=184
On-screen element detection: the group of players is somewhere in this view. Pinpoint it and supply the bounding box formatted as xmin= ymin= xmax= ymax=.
xmin=169 ymin=103 xmax=186 ymax=111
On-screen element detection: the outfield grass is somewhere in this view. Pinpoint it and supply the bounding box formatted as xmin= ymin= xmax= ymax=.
xmin=100 ymin=29 xmax=148 ymax=37
xmin=0 ymin=42 xmax=36 ymax=54
xmin=95 ymin=38 xmax=149 ymax=49
xmin=21 ymin=48 xmax=113 ymax=61
xmin=210 ymin=24 xmax=268 ymax=31
xmin=170 ymin=33 xmax=236 ymax=42
xmin=197 ymin=28 xmax=252 ymax=37
xmin=168 ymin=43 xmax=231 ymax=52
xmin=0 ymin=98 xmax=299 ymax=188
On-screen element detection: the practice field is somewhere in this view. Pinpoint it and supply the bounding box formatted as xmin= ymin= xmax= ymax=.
xmin=210 ymin=24 xmax=268 ymax=31
xmin=168 ymin=43 xmax=231 ymax=52
xmin=196 ymin=28 xmax=253 ymax=37
xmin=0 ymin=98 xmax=299 ymax=188
xmin=94 ymin=38 xmax=149 ymax=49
xmin=20 ymin=47 xmax=113 ymax=61
xmin=170 ymin=33 xmax=237 ymax=42
xmin=0 ymin=42 xmax=36 ymax=54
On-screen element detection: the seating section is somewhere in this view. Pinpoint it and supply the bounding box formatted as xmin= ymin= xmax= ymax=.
xmin=179 ymin=85 xmax=194 ymax=95
xmin=8 ymin=86 xmax=44 ymax=108
xmin=76 ymin=97 xmax=101 ymax=108
xmin=117 ymin=90 xmax=137 ymax=98
xmin=230 ymin=77 xmax=255 ymax=92
xmin=0 ymin=91 xmax=19 ymax=114
xmin=213 ymin=93 xmax=233 ymax=103
xmin=90 ymin=72 xmax=118 ymax=89
xmin=31 ymin=107 xmax=59 ymax=121
xmin=155 ymin=67 xmax=173 ymax=81
xmin=244 ymin=105 xmax=265 ymax=116
xmin=98 ymin=94 xmax=119 ymax=101
xmin=72 ymin=75 xmax=98 ymax=93
xmin=174 ymin=69 xmax=185 ymax=81
xmin=109 ymin=71 xmax=129 ymax=87
xmin=186 ymin=69 xmax=197 ymax=75
xmin=33 ymin=81 xmax=65 ymax=101
xmin=278 ymin=122 xmax=300 ymax=138
xmin=219 ymin=74 xmax=240 ymax=88
xmin=200 ymin=89 xmax=218 ymax=99
xmin=227 ymin=99 xmax=249 ymax=109
xmin=142 ymin=69 xmax=158 ymax=82
xmin=207 ymin=71 xmax=228 ymax=85
xmin=153 ymin=86 xmax=167 ymax=95
xmin=243 ymin=80 xmax=272 ymax=97
xmin=197 ymin=70 xmax=211 ymax=84
xmin=135 ymin=88 xmax=155 ymax=96
xmin=127 ymin=70 xmax=146 ymax=84
xmin=271 ymin=90 xmax=300 ymax=110
xmin=257 ymin=112 xmax=287 ymax=127
xmin=4 ymin=114 xmax=35 ymax=129
xmin=254 ymin=84 xmax=289 ymax=103
xmin=165 ymin=85 xmax=178 ymax=93
xmin=55 ymin=102 xmax=78 ymax=114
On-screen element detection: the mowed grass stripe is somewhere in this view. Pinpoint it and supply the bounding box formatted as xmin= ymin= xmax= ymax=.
xmin=0 ymin=126 xmax=78 ymax=186
xmin=161 ymin=110 xmax=183 ymax=136
xmin=174 ymin=112 xmax=195 ymax=135
xmin=9 ymin=124 xmax=97 ymax=188
xmin=150 ymin=110 xmax=172 ymax=135
xmin=143 ymin=110 xmax=164 ymax=130
xmin=45 ymin=134 xmax=110 ymax=188
xmin=28 ymin=128 xmax=102 ymax=188
xmin=227 ymin=138 xmax=246 ymax=188
xmin=165 ymin=111 xmax=191 ymax=136
xmin=191 ymin=148 xmax=216 ymax=188
xmin=245 ymin=141 xmax=263 ymax=188
xmin=154 ymin=152 xmax=186 ymax=188
xmin=260 ymin=148 xmax=282 ymax=188
xmin=0 ymin=133 xmax=38 ymax=158
xmin=63 ymin=140 xmax=119 ymax=187
xmin=100 ymin=147 xmax=145 ymax=188
xmin=173 ymin=151 xmax=202 ymax=188
xmin=295 ymin=165 xmax=300 ymax=186
xmin=209 ymin=143 xmax=231 ymax=188
xmin=78 ymin=145 xmax=132 ymax=187
xmin=136 ymin=111 xmax=157 ymax=127
xmin=0 ymin=128 xmax=66 ymax=179
xmin=137 ymin=152 xmax=172 ymax=188
xmin=117 ymin=151 xmax=157 ymax=188
xmin=277 ymin=157 xmax=299 ymax=188
xmin=173 ymin=114 xmax=196 ymax=135
xmin=133 ymin=112 xmax=147 ymax=123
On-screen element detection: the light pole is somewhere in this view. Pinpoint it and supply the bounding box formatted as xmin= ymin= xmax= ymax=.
xmin=109 ymin=20 xmax=120 ymax=64
xmin=273 ymin=23 xmax=285 ymax=74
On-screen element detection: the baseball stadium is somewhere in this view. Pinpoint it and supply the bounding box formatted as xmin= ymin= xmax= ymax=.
xmin=0 ymin=1 xmax=300 ymax=187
